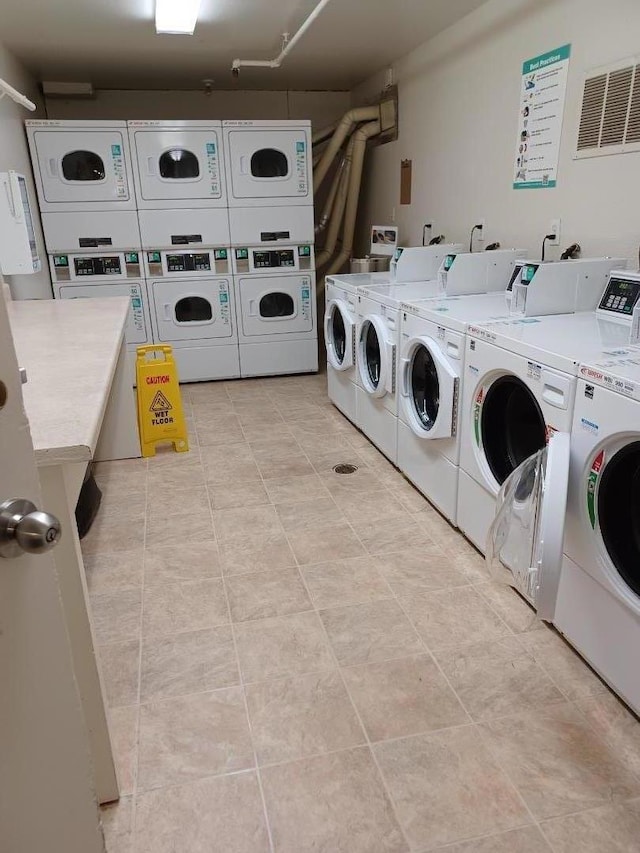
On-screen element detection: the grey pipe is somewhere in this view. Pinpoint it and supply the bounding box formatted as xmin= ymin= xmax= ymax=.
xmin=324 ymin=119 xmax=381 ymax=276
xmin=313 ymin=105 xmax=380 ymax=193
xmin=315 ymin=152 xmax=347 ymax=234
xmin=315 ymin=135 xmax=355 ymax=267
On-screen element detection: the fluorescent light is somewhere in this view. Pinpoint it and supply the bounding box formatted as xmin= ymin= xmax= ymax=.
xmin=155 ymin=0 xmax=201 ymax=34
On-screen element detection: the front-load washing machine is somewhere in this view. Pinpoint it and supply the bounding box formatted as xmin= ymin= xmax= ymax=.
xmin=145 ymin=247 xmax=239 ymax=383
xmin=25 ymin=120 xmax=136 ymax=212
xmin=324 ymin=244 xmax=464 ymax=426
xmin=127 ymin=120 xmax=227 ymax=209
xmin=458 ymin=260 xmax=629 ymax=554
xmin=356 ymin=249 xmax=525 ymax=465
xmin=233 ymin=242 xmax=317 ymax=377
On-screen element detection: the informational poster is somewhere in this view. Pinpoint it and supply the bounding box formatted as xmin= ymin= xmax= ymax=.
xmin=513 ymin=44 xmax=571 ymax=190
xmin=370 ymin=225 xmax=399 ymax=256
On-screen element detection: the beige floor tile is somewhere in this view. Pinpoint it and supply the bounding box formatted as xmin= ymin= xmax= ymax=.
xmin=140 ymin=627 xmax=238 ymax=702
xmin=146 ymin=484 xmax=209 ymax=515
xmin=134 ymin=772 xmax=270 ymax=853
xmin=100 ymin=796 xmax=133 ymax=853
xmin=94 ymin=459 xmax=147 ymax=496
xmin=147 ymin=457 xmax=205 ymax=491
xmin=320 ymin=467 xmax=385 ymax=495
xmin=246 ymin=670 xmax=365 ymax=764
xmin=194 ymin=414 xmax=245 ymax=446
xmin=275 ymin=495 xmax=344 ymax=532
xmin=213 ymin=504 xmax=282 ymax=543
xmin=98 ymin=491 xmax=147 ymax=521
xmin=375 ymin=726 xmax=531 ymax=850
xmin=99 ymin=640 xmax=140 ymax=707
xmin=226 ymin=567 xmax=312 ymax=622
xmin=258 ymin=455 xmax=316 ymax=480
xmin=142 ymin=579 xmax=228 ymax=637
xmin=144 ymin=541 xmax=221 ymax=586
xmin=333 ymin=489 xmax=408 ymax=524
xmin=109 ymin=705 xmax=138 ymax=796
xmin=145 ymin=507 xmax=215 ymax=547
xmin=352 ymin=515 xmax=434 ymax=556
xmin=302 ymin=555 xmax=393 ymax=608
xmin=343 ymin=654 xmax=469 ymax=741
xmin=137 ymin=687 xmax=254 ymax=791
xmin=576 ymin=690 xmax=640 ymax=779
xmin=263 ymin=473 xmax=329 ymax=503
xmin=201 ymin=444 xmax=262 ymax=485
xmin=184 ymin=382 xmax=232 ymax=403
xmin=377 ymin=547 xmax=469 ymax=595
xmin=434 ymin=637 xmax=565 ymax=721
xmin=320 ymin=599 xmax=424 ymax=666
xmin=288 ymin=522 xmax=366 ymax=565
xmin=234 ymin=611 xmax=335 ymax=683
xmin=309 ymin=448 xmax=373 ymax=475
xmin=218 ymin=531 xmax=296 ymax=576
xmin=430 ymin=826 xmax=553 ymax=852
xmin=207 ymin=481 xmax=270 ymax=510
xmin=518 ymin=626 xmax=608 ymax=701
xmin=85 ymin=550 xmax=143 ymax=594
xmin=399 ymin=586 xmax=511 ymax=651
xmin=480 ymin=703 xmax=640 ymax=820
xmin=475 ymin=582 xmax=543 ymax=634
xmin=82 ymin=514 xmax=146 ymax=555
xmin=90 ymin=588 xmax=142 ymax=644
xmin=295 ymin=433 xmax=355 ymax=454
xmin=540 ymin=799 xmax=640 ymax=853
xmin=261 ymin=747 xmax=407 ymax=853
xmin=390 ymin=483 xmax=431 ymax=514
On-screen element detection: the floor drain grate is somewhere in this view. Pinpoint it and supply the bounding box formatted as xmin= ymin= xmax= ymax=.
xmin=333 ymin=463 xmax=358 ymax=475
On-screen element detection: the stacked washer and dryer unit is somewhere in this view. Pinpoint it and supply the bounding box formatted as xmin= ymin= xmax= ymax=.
xmin=26 ymin=119 xmax=317 ymax=382
xmin=26 ymin=121 xmax=152 ymax=365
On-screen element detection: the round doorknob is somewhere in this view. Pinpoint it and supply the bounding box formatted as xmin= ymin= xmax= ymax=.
xmin=0 ymin=498 xmax=62 ymax=559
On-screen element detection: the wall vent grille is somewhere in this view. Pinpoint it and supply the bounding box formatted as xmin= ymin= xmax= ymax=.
xmin=576 ymin=58 xmax=640 ymax=158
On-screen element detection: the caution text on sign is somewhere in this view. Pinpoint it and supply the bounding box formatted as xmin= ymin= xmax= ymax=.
xmin=136 ymin=346 xmax=189 ymax=458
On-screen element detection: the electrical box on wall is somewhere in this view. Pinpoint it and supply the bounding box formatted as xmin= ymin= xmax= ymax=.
xmin=0 ymin=172 xmax=41 ymax=275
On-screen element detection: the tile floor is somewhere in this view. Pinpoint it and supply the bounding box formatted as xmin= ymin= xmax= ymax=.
xmin=85 ymin=373 xmax=640 ymax=853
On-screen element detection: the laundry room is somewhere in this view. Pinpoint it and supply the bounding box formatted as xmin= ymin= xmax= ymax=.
xmin=2 ymin=1 xmax=640 ymax=851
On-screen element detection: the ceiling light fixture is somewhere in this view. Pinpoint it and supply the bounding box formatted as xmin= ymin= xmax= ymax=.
xmin=155 ymin=0 xmax=201 ymax=35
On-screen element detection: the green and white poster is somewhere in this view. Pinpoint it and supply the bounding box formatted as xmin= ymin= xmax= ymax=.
xmin=513 ymin=44 xmax=571 ymax=190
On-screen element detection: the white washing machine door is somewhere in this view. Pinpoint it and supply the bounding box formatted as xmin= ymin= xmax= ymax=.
xmin=151 ymin=278 xmax=233 ymax=341
xmin=358 ymin=314 xmax=394 ymax=399
xmin=324 ymin=298 xmax=355 ymax=371
xmin=486 ymin=431 xmax=570 ymax=622
xmin=31 ymin=129 xmax=131 ymax=205
xmin=131 ymin=129 xmax=224 ymax=203
xmin=399 ymin=336 xmax=457 ymax=440
xmin=226 ymin=128 xmax=310 ymax=202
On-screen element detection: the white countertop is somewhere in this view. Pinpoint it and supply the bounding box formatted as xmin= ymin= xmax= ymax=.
xmin=8 ymin=298 xmax=130 ymax=466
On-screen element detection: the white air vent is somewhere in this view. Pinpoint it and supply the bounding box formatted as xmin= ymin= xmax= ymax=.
xmin=575 ymin=58 xmax=640 ymax=158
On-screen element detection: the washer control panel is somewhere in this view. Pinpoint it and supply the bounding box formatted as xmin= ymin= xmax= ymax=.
xmin=598 ymin=275 xmax=640 ymax=318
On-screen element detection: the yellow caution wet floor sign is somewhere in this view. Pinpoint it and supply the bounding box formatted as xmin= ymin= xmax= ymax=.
xmin=136 ymin=345 xmax=189 ymax=457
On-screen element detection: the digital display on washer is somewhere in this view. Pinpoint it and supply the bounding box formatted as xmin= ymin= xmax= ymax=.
xmin=598 ymin=277 xmax=640 ymax=316
xmin=167 ymin=253 xmax=211 ymax=272
xmin=253 ymin=250 xmax=295 ymax=269
xmin=521 ymin=263 xmax=539 ymax=284
xmin=74 ymin=256 xmax=121 ymax=276
xmin=506 ymin=261 xmax=525 ymax=292
xmin=443 ymin=254 xmax=457 ymax=271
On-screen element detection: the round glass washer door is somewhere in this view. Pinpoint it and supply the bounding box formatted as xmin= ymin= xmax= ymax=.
xmin=358 ymin=315 xmax=391 ymax=398
xmin=480 ymin=374 xmax=546 ymax=487
xmin=325 ymin=299 xmax=354 ymax=371
xmin=401 ymin=337 xmax=457 ymax=440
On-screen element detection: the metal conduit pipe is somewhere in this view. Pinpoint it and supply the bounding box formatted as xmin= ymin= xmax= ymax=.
xmin=315 ymin=151 xmax=347 ymax=235
xmin=313 ymin=105 xmax=380 ymax=193
xmin=325 ymin=119 xmax=381 ymax=276
xmin=315 ymin=135 xmax=356 ymax=268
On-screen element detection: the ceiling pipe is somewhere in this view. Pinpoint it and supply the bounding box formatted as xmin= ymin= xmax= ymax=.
xmin=315 ymin=136 xmax=355 ymax=268
xmin=0 ymin=78 xmax=36 ymax=111
xmin=313 ymin=105 xmax=380 ymax=193
xmin=231 ymin=0 xmax=333 ymax=75
xmin=325 ymin=119 xmax=381 ymax=276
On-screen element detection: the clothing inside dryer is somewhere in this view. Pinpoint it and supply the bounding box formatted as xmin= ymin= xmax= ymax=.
xmin=62 ymin=150 xmax=105 ymax=181
xmin=411 ymin=344 xmax=440 ymax=429
xmin=331 ymin=305 xmax=346 ymax=364
xmin=260 ymin=292 xmax=294 ymax=317
xmin=597 ymin=441 xmax=640 ymax=597
xmin=175 ymin=296 xmax=213 ymax=323
xmin=481 ymin=375 xmax=546 ymax=486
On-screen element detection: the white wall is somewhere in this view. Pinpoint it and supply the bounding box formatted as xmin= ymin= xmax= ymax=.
xmin=0 ymin=42 xmax=51 ymax=298
xmin=353 ymin=0 xmax=640 ymax=266
xmin=45 ymin=88 xmax=351 ymax=130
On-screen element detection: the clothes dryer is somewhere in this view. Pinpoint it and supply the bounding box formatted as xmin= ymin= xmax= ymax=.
xmin=25 ymin=120 xmax=136 ymax=212
xmin=232 ymin=243 xmax=317 ymax=377
xmin=458 ymin=260 xmax=628 ymax=554
xmin=127 ymin=120 xmax=227 ymax=209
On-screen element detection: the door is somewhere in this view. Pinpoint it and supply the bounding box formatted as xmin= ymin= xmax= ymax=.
xmin=325 ymin=298 xmax=355 ymax=370
xmin=57 ymin=281 xmax=151 ymax=345
xmin=31 ymin=129 xmax=131 ymax=205
xmin=486 ymin=431 xmax=570 ymax=621
xmin=358 ymin=314 xmax=394 ymax=398
xmin=400 ymin=336 xmax=457 ymax=439
xmin=0 ymin=292 xmax=103 ymax=851
xmin=225 ymin=128 xmax=310 ymax=201
xmin=151 ymin=278 xmax=234 ymax=341
xmin=131 ymin=129 xmax=224 ymax=202
xmin=238 ymin=275 xmax=313 ymax=336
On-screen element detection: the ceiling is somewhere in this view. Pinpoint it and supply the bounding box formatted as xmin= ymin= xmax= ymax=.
xmin=1 ymin=0 xmax=487 ymax=91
